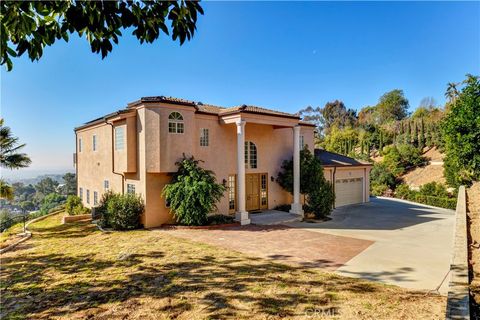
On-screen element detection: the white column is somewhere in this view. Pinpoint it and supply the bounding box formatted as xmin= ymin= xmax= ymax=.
xmin=290 ymin=125 xmax=304 ymax=216
xmin=235 ymin=120 xmax=250 ymax=225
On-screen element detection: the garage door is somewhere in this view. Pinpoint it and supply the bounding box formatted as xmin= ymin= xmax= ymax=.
xmin=335 ymin=177 xmax=363 ymax=207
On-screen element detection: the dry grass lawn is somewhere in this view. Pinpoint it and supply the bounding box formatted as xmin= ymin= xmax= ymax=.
xmin=0 ymin=213 xmax=446 ymax=319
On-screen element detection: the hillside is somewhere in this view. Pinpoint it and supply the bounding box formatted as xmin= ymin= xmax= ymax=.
xmin=401 ymin=147 xmax=446 ymax=189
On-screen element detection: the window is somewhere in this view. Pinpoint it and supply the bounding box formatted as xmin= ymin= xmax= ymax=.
xmin=86 ymin=190 xmax=90 ymax=204
xmin=168 ymin=112 xmax=184 ymax=133
xmin=244 ymin=141 xmax=257 ymax=169
xmin=104 ymin=180 xmax=109 ymax=190
xmin=115 ymin=127 xmax=125 ymax=150
xmin=79 ymin=187 xmax=83 ymax=200
xmin=300 ymin=135 xmax=305 ymax=150
xmin=260 ymin=173 xmax=268 ymax=208
xmin=200 ymin=128 xmax=209 ymax=146
xmin=92 ymin=135 xmax=97 ymax=151
xmin=127 ymin=184 xmax=135 ymax=194
xmin=228 ymin=175 xmax=236 ymax=212
xmin=94 ymin=191 xmax=98 ymax=205
xmin=78 ymin=138 xmax=82 ymax=152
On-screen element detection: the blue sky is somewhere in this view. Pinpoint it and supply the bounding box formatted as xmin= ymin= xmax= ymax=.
xmin=1 ymin=1 xmax=479 ymax=177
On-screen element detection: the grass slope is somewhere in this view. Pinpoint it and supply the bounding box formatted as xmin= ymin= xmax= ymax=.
xmin=0 ymin=213 xmax=445 ymax=319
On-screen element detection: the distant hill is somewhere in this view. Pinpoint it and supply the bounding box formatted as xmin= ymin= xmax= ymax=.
xmin=5 ymin=173 xmax=68 ymax=185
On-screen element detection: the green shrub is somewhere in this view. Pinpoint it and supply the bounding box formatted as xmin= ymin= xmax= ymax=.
xmin=305 ymin=181 xmax=335 ymax=219
xmin=96 ymin=191 xmax=115 ymax=227
xmin=277 ymin=148 xmax=335 ymax=219
xmin=106 ymin=193 xmax=144 ymax=230
xmin=39 ymin=193 xmax=66 ymax=215
xmin=413 ymin=194 xmax=457 ymax=210
xmin=419 ymin=182 xmax=449 ymax=198
xmin=65 ymin=195 xmax=82 ymax=215
xmin=395 ymin=183 xmax=412 ymax=199
xmin=382 ymin=144 xmax=425 ymax=176
xmin=163 ymin=156 xmax=226 ymax=226
xmin=371 ymin=184 xmax=389 ymax=196
xmin=370 ymin=162 xmax=396 ymax=188
xmin=73 ymin=205 xmax=90 ymax=215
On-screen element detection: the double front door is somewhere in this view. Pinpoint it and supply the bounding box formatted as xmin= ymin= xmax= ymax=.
xmin=245 ymin=173 xmax=268 ymax=211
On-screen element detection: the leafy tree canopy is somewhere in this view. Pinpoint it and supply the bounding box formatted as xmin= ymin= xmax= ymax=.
xmin=61 ymin=173 xmax=77 ymax=195
xmin=320 ymin=100 xmax=357 ymax=135
xmin=1 ymin=0 xmax=204 ymax=71
xmin=376 ymin=89 xmax=409 ymax=123
xmin=442 ymin=74 xmax=480 ymax=187
xmin=35 ymin=177 xmax=59 ymax=196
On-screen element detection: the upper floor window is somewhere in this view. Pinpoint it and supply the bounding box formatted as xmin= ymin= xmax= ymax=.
xmin=200 ymin=128 xmax=209 ymax=146
xmin=78 ymin=138 xmax=82 ymax=152
xmin=127 ymin=183 xmax=135 ymax=194
xmin=244 ymin=141 xmax=257 ymax=169
xmin=115 ymin=127 xmax=125 ymax=150
xmin=92 ymin=135 xmax=97 ymax=151
xmin=300 ymin=135 xmax=305 ymax=150
xmin=168 ymin=112 xmax=184 ymax=134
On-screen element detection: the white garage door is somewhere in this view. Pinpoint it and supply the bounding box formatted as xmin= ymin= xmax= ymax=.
xmin=335 ymin=177 xmax=363 ymax=207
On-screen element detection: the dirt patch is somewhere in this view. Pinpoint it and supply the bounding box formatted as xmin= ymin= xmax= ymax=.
xmin=467 ymin=182 xmax=480 ymax=319
xmin=402 ymin=164 xmax=446 ymax=188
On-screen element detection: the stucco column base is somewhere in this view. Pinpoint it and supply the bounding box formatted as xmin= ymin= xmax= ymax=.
xmin=289 ymin=203 xmax=304 ymax=217
xmin=235 ymin=211 xmax=251 ymax=225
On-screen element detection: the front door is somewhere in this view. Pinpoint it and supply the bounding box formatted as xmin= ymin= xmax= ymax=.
xmin=246 ymin=173 xmax=260 ymax=211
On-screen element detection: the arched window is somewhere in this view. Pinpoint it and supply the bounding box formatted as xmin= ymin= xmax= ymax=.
xmin=244 ymin=141 xmax=257 ymax=169
xmin=168 ymin=112 xmax=184 ymax=133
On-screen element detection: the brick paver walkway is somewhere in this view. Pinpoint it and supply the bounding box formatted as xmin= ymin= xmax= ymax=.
xmin=161 ymin=224 xmax=373 ymax=271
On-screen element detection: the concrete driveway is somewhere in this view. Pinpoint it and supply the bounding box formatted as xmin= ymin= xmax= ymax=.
xmin=285 ymin=197 xmax=455 ymax=294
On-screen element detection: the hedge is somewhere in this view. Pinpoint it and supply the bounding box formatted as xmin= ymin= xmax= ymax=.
xmin=413 ymin=194 xmax=457 ymax=210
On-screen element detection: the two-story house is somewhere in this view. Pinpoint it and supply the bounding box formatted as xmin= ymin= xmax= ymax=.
xmin=75 ymin=96 xmax=316 ymax=228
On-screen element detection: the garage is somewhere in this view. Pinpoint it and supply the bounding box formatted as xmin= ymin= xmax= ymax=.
xmin=315 ymin=149 xmax=372 ymax=208
xmin=335 ymin=177 xmax=364 ymax=207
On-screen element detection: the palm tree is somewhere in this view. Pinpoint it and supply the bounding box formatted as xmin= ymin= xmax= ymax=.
xmin=445 ymin=82 xmax=459 ymax=104
xmin=0 ymin=119 xmax=31 ymax=169
xmin=0 ymin=118 xmax=31 ymax=200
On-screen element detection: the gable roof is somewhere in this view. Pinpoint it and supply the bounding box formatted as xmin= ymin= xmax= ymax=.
xmin=314 ymin=149 xmax=372 ymax=167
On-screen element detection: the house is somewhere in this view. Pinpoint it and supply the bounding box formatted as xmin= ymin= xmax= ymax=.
xmin=315 ymin=149 xmax=372 ymax=208
xmin=74 ymin=96 xmax=316 ymax=228
xmin=74 ymin=96 xmax=371 ymax=228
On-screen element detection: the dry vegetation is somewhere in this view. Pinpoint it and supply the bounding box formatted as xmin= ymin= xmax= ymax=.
xmin=467 ymin=182 xmax=480 ymax=319
xmin=1 ymin=213 xmax=446 ymax=319
xmin=0 ymin=222 xmax=26 ymax=249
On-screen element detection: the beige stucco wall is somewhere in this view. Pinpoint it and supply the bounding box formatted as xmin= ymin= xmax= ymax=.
xmin=76 ymin=103 xmax=316 ymax=228
xmin=76 ymin=124 xmax=124 ymax=208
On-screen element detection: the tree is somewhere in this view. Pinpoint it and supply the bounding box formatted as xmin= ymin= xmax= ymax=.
xmin=35 ymin=177 xmax=59 ymax=196
xmin=0 ymin=118 xmax=31 ymax=200
xmin=0 ymin=179 xmax=13 ymax=200
xmin=376 ymin=89 xmax=409 ymax=122
xmin=445 ymin=82 xmax=460 ymax=104
xmin=20 ymin=200 xmax=35 ymax=212
xmin=276 ymin=148 xmax=334 ymax=218
xmin=163 ymin=155 xmax=225 ymax=226
xmin=0 ymin=119 xmax=31 ymax=169
xmin=1 ymin=1 xmax=204 ymax=71
xmin=39 ymin=193 xmax=66 ymax=214
xmin=61 ymin=173 xmax=77 ymax=195
xmin=320 ymin=100 xmax=357 ymax=135
xmin=442 ymin=74 xmax=480 ymax=187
